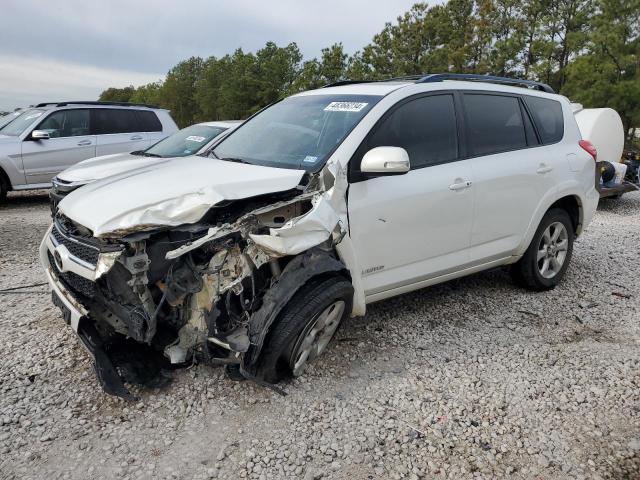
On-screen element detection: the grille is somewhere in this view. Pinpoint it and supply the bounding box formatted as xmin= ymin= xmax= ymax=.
xmin=48 ymin=251 xmax=95 ymax=298
xmin=51 ymin=223 xmax=100 ymax=266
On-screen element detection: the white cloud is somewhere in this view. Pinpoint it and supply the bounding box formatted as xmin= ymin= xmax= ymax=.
xmin=0 ymin=55 xmax=162 ymax=110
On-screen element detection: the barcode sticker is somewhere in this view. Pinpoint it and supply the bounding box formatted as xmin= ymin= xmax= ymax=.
xmin=324 ymin=102 xmax=368 ymax=112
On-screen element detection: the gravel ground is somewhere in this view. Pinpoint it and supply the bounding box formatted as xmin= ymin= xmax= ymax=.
xmin=0 ymin=189 xmax=639 ymax=480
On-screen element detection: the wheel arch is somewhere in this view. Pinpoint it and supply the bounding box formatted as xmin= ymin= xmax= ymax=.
xmin=243 ymin=248 xmax=352 ymax=368
xmin=548 ymin=195 xmax=582 ymax=236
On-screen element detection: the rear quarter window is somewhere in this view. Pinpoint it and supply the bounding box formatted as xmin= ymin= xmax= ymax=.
xmin=523 ymin=96 xmax=564 ymax=144
xmin=136 ymin=110 xmax=162 ymax=132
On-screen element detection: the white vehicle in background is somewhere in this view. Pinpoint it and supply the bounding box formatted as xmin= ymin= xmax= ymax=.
xmin=0 ymin=109 xmax=25 ymax=129
xmin=41 ymin=74 xmax=600 ymax=400
xmin=0 ymin=101 xmax=177 ymax=201
xmin=50 ymin=120 xmax=242 ymax=210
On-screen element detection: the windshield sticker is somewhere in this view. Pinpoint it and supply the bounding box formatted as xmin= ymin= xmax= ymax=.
xmin=324 ymin=102 xmax=368 ymax=112
xmin=24 ymin=112 xmax=43 ymax=120
xmin=185 ymin=135 xmax=206 ymax=142
xmin=303 ymin=156 xmax=318 ymax=163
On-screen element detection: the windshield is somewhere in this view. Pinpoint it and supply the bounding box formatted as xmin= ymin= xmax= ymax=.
xmin=144 ymin=124 xmax=229 ymax=157
xmin=212 ymin=94 xmax=381 ymax=170
xmin=0 ymin=110 xmax=23 ymax=129
xmin=0 ymin=109 xmax=46 ymax=136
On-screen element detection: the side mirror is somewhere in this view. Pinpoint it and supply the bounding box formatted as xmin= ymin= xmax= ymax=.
xmin=360 ymin=146 xmax=410 ymax=174
xmin=31 ymin=130 xmax=50 ymax=140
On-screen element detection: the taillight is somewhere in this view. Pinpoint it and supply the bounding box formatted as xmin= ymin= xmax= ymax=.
xmin=579 ymin=140 xmax=597 ymax=161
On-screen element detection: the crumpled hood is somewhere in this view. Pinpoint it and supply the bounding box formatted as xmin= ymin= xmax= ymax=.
xmin=58 ymin=155 xmax=305 ymax=238
xmin=57 ymin=152 xmax=163 ymax=184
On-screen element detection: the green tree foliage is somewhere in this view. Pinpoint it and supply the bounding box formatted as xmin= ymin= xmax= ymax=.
xmin=99 ymin=0 xmax=639 ymax=136
xmin=98 ymin=85 xmax=135 ymax=102
xmin=562 ymin=0 xmax=640 ymax=142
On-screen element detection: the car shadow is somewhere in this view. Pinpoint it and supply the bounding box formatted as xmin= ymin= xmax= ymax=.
xmin=1 ymin=190 xmax=51 ymax=210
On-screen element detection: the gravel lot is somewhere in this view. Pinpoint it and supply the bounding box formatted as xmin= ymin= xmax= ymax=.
xmin=1 ymin=190 xmax=639 ymax=480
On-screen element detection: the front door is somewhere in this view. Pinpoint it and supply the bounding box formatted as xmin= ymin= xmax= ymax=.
xmin=347 ymin=93 xmax=474 ymax=297
xmin=21 ymin=109 xmax=95 ymax=185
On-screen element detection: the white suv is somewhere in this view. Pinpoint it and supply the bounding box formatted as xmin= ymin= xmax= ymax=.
xmin=40 ymin=74 xmax=599 ymax=399
xmin=0 ymin=101 xmax=177 ymax=201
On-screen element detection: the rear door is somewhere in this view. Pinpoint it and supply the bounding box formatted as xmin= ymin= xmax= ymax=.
xmin=21 ymin=109 xmax=95 ymax=185
xmin=93 ymin=109 xmax=149 ymax=156
xmin=348 ymin=93 xmax=475 ymax=297
xmin=462 ymin=92 xmax=557 ymax=262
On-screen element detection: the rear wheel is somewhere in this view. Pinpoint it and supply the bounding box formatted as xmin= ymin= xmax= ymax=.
xmin=511 ymin=208 xmax=574 ymax=291
xmin=256 ymin=276 xmax=353 ymax=383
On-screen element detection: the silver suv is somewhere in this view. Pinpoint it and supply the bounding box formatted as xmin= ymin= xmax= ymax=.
xmin=0 ymin=101 xmax=177 ymax=201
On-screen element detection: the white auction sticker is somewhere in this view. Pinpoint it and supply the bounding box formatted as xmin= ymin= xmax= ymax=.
xmin=303 ymin=155 xmax=318 ymax=163
xmin=324 ymin=102 xmax=368 ymax=112
xmin=185 ymin=135 xmax=206 ymax=142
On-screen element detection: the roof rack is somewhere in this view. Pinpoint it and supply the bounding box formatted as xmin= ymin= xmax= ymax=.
xmin=35 ymin=101 xmax=160 ymax=109
xmin=417 ymin=74 xmax=555 ymax=93
xmin=323 ymin=73 xmax=555 ymax=93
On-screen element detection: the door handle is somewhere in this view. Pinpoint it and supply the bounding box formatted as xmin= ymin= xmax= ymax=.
xmin=449 ymin=180 xmax=472 ymax=191
xmin=77 ymin=140 xmax=92 ymax=146
xmin=537 ymin=164 xmax=553 ymax=174
xmin=130 ymin=135 xmax=143 ymax=140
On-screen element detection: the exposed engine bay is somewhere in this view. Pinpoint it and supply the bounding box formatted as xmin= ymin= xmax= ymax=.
xmin=41 ymin=164 xmax=363 ymax=400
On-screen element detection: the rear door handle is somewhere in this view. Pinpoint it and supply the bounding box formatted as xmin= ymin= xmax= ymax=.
xmin=537 ymin=164 xmax=553 ymax=174
xmin=449 ymin=180 xmax=472 ymax=191
xmin=77 ymin=139 xmax=92 ymax=146
xmin=130 ymin=135 xmax=143 ymax=140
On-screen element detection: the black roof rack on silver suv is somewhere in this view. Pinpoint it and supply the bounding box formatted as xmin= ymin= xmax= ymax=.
xmin=323 ymin=73 xmax=555 ymax=94
xmin=34 ymin=101 xmax=161 ymax=109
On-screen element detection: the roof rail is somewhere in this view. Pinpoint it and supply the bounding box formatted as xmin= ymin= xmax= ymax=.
xmin=35 ymin=101 xmax=160 ymax=109
xmin=322 ymin=80 xmax=376 ymax=88
xmin=417 ymin=74 xmax=555 ymax=93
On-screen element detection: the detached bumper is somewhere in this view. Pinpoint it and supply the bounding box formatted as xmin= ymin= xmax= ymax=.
xmin=39 ymin=226 xmax=136 ymax=400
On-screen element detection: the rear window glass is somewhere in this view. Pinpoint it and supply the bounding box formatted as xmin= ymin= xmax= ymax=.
xmin=93 ymin=109 xmax=139 ymax=134
xmin=136 ymin=110 xmax=162 ymax=132
xmin=463 ymin=94 xmax=527 ymax=156
xmin=524 ymin=96 xmax=564 ymax=144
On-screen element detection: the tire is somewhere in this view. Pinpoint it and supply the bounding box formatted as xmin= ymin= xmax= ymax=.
xmin=256 ymin=276 xmax=353 ymax=383
xmin=511 ymin=208 xmax=574 ymax=291
xmin=0 ymin=175 xmax=8 ymax=203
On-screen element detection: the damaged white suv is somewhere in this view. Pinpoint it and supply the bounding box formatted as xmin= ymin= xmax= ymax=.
xmin=40 ymin=74 xmax=599 ymax=399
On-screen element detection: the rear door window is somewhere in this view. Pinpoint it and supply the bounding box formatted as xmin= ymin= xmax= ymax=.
xmin=36 ymin=109 xmax=90 ymax=138
xmin=365 ymin=94 xmax=458 ymax=169
xmin=463 ymin=94 xmax=527 ymax=156
xmin=93 ymin=109 xmax=140 ymax=134
xmin=523 ymin=96 xmax=564 ymax=144
xmin=136 ymin=110 xmax=162 ymax=132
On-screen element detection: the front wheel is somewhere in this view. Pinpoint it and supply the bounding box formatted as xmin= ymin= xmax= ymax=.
xmin=0 ymin=176 xmax=8 ymax=203
xmin=255 ymin=276 xmax=353 ymax=383
xmin=511 ymin=208 xmax=574 ymax=291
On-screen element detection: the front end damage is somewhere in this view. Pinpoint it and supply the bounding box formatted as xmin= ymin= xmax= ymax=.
xmin=40 ymin=165 xmax=362 ymax=399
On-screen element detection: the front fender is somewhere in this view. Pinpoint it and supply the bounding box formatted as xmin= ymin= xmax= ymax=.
xmin=0 ymin=154 xmax=26 ymax=187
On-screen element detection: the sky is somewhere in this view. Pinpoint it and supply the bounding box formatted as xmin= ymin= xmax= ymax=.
xmin=0 ymin=0 xmax=420 ymax=111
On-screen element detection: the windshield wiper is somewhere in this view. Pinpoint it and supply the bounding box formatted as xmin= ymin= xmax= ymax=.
xmin=219 ymin=157 xmax=250 ymax=164
xmin=142 ymin=152 xmax=163 ymax=158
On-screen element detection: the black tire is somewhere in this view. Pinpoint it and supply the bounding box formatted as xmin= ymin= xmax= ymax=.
xmin=511 ymin=208 xmax=574 ymax=291
xmin=256 ymin=276 xmax=353 ymax=383
xmin=0 ymin=175 xmax=8 ymax=203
